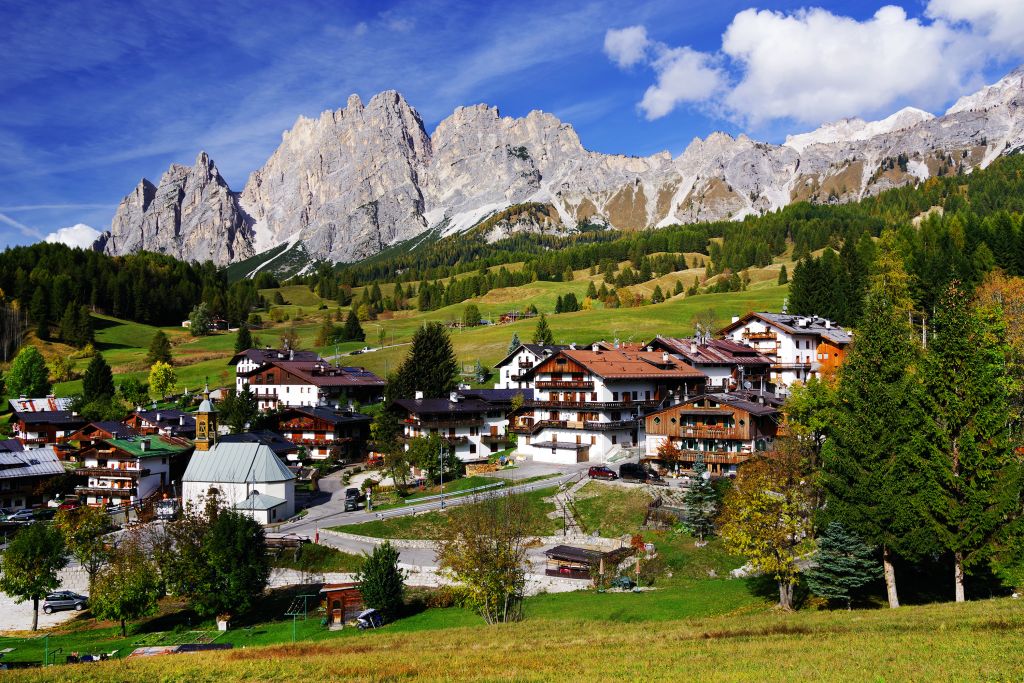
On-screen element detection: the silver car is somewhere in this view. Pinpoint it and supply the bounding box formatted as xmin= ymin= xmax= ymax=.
xmin=42 ymin=591 xmax=88 ymax=614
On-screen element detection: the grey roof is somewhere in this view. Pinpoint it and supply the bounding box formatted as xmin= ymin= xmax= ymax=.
xmin=219 ymin=430 xmax=297 ymax=457
xmin=197 ymin=399 xmax=215 ymax=414
xmin=723 ymin=312 xmax=852 ymax=345
xmin=8 ymin=397 xmax=73 ymax=413
xmin=0 ymin=447 xmax=64 ymax=480
xmin=234 ymin=491 xmax=288 ymax=511
xmin=493 ymin=343 xmax=570 ymax=369
xmin=14 ymin=410 xmax=84 ymax=425
xmin=183 ymin=442 xmax=295 ymax=485
xmin=0 ymin=439 xmax=25 ymax=453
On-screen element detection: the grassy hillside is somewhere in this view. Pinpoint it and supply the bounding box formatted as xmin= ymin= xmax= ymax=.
xmin=6 ymin=594 xmax=1023 ymax=681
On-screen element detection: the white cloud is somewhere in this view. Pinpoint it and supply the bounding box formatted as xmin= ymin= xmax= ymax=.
xmin=44 ymin=223 xmax=101 ymax=249
xmin=603 ymin=26 xmax=650 ymax=68
xmin=721 ymin=6 xmax=977 ymax=125
xmin=606 ymin=3 xmax=1024 ymax=127
xmin=926 ymin=0 xmax=1024 ymax=53
xmin=640 ymin=47 xmax=725 ymax=120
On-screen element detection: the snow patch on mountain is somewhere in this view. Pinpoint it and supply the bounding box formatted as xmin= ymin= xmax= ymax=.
xmin=784 ymin=107 xmax=935 ymax=152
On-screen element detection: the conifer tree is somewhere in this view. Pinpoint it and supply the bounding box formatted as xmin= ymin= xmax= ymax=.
xmin=146 ymin=330 xmax=172 ymax=365
xmin=820 ymin=244 xmax=933 ymax=608
xmin=586 ymin=281 xmax=598 ymax=299
xmin=532 ymin=313 xmax=554 ymax=345
xmin=234 ymin=323 xmax=252 ymax=354
xmin=651 ymin=285 xmax=664 ymax=304
xmin=30 ymin=287 xmax=49 ymax=340
xmin=82 ymin=353 xmax=115 ymax=404
xmin=673 ymin=280 xmax=684 ymax=296
xmin=805 ymin=522 xmax=881 ymax=609
xmin=507 ymin=332 xmax=521 ymax=356
xmin=343 ymin=309 xmax=365 ymax=342
xmin=389 ymin=322 xmax=458 ymax=400
xmin=684 ymin=452 xmax=717 ymax=543
xmin=919 ymin=281 xmax=1023 ymax=602
xmin=554 ymin=295 xmax=564 ymax=314
xmin=778 ymin=264 xmax=788 ymax=285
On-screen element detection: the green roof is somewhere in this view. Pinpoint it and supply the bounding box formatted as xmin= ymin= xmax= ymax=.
xmin=106 ymin=436 xmax=193 ymax=458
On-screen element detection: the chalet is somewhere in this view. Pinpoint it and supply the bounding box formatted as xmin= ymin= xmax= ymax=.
xmin=276 ymin=406 xmax=371 ymax=462
xmin=66 ymin=421 xmax=142 ymax=453
xmin=644 ymin=391 xmax=783 ymax=475
xmin=230 ymin=348 xmax=385 ymax=410
xmin=0 ymin=446 xmax=65 ymax=509
xmin=124 ymin=409 xmax=196 ymax=439
xmin=718 ymin=312 xmax=851 ymax=393
xmin=219 ymin=430 xmax=299 ymax=460
xmin=9 ymin=398 xmax=85 ymax=449
xmin=493 ymin=344 xmax=568 ymax=390
xmin=182 ymin=442 xmax=295 ymax=524
xmin=393 ymin=389 xmax=531 ymax=463
xmin=74 ymin=435 xmax=193 ymax=507
xmin=645 ymin=336 xmax=773 ymax=393
xmin=512 ymin=347 xmax=707 ymax=464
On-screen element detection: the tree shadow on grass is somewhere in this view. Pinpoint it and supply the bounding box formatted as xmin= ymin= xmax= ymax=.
xmin=743 ymin=574 xmax=811 ymax=610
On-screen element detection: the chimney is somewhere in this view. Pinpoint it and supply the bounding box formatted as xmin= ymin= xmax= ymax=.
xmin=825 ymin=320 xmax=832 ymax=329
xmin=662 ymin=351 xmax=670 ymax=363
xmin=690 ymin=342 xmax=698 ymax=354
xmin=289 ymin=349 xmax=294 ymax=361
xmin=591 ymin=343 xmax=600 ymax=352
xmin=415 ymin=390 xmax=424 ymax=400
xmin=156 ymin=412 xmax=161 ymax=422
xmin=731 ymin=315 xmax=739 ymax=324
xmin=569 ymin=342 xmax=576 ymax=350
xmin=140 ymin=439 xmax=150 ymax=452
xmin=179 ymin=415 xmax=185 ymax=426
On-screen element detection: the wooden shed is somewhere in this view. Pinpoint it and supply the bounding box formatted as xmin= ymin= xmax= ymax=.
xmin=320 ymin=583 xmax=364 ymax=628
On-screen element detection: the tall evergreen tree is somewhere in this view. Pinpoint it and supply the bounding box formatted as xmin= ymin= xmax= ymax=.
xmin=389 ymin=322 xmax=458 ymax=400
xmin=234 ymin=322 xmax=253 ymax=354
xmin=146 ymin=330 xmax=172 ymax=365
xmin=342 ymin=309 xmax=365 ymax=342
xmin=821 ymin=245 xmax=934 ymax=608
xmin=30 ymin=287 xmax=48 ymax=340
xmin=805 ymin=522 xmax=881 ymax=609
xmin=919 ymin=282 xmax=1023 ymax=602
xmin=778 ymin=264 xmax=788 ymax=285
xmin=532 ymin=313 xmax=554 ymax=345
xmin=507 ymin=332 xmax=521 ymax=356
xmin=356 ymin=540 xmax=406 ymax=619
xmin=82 ymin=353 xmax=115 ymax=404
xmin=684 ymin=453 xmax=717 ymax=543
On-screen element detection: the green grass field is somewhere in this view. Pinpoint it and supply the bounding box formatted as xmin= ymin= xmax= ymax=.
xmin=5 ymin=590 xmax=1024 ymax=681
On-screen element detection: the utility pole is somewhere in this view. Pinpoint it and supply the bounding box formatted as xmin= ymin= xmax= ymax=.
xmin=439 ymin=442 xmax=445 ymax=510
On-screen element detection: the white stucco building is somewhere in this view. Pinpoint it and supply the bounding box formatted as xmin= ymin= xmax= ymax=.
xmin=182 ymin=442 xmax=296 ymax=524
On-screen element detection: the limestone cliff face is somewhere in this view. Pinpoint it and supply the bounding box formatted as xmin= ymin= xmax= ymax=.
xmin=239 ymin=91 xmax=431 ymax=263
xmin=102 ymin=152 xmax=252 ymax=265
xmin=101 ymin=67 xmax=1024 ymax=266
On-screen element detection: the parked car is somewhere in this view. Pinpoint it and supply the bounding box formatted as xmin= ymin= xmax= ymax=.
xmin=344 ymin=487 xmax=360 ymax=512
xmin=57 ymin=500 xmax=80 ymax=511
xmin=7 ymin=509 xmax=36 ymax=523
xmin=618 ymin=463 xmax=665 ymax=484
xmin=43 ymin=591 xmax=88 ymax=614
xmin=0 ymin=507 xmax=11 ymax=521
xmin=588 ymin=466 xmax=618 ymax=481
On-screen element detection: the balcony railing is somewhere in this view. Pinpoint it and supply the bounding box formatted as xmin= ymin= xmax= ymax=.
xmin=649 ymin=449 xmax=755 ymax=465
xmin=480 ymin=433 xmax=511 ymax=444
xmin=76 ymin=485 xmax=137 ymax=497
xmin=510 ymin=419 xmax=566 ymax=435
xmin=405 ymin=418 xmax=483 ymax=429
xmin=526 ymin=398 xmax=658 ymax=410
xmin=583 ymin=420 xmax=638 ymax=431
xmin=676 ymin=427 xmax=744 ymax=440
xmin=518 ymin=360 xmax=534 ymax=369
xmin=772 ymin=362 xmax=813 ymax=370
xmin=743 ymin=331 xmax=777 ymax=340
xmin=535 ymin=380 xmax=594 ymax=390
xmin=77 ymin=467 xmax=149 ymax=479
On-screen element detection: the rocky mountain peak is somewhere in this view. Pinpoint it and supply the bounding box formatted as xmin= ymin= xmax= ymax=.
xmin=99 ymin=65 xmax=1024 ymax=269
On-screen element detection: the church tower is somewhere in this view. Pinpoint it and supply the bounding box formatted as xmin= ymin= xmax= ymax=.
xmin=194 ymin=384 xmax=217 ymax=451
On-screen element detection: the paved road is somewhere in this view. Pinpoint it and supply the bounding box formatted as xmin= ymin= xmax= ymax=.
xmin=276 ymin=462 xmax=589 ymax=540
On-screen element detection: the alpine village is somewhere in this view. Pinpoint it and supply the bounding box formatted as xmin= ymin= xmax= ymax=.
xmin=3 ymin=3 xmax=1024 ymax=680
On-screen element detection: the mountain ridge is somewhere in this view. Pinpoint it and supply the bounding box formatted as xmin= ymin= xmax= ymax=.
xmin=98 ymin=66 xmax=1024 ymax=268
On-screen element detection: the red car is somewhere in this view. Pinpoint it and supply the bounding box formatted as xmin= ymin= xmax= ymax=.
xmin=588 ymin=466 xmax=618 ymax=481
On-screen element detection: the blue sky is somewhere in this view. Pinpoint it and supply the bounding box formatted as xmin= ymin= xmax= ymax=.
xmin=1 ymin=0 xmax=1021 ymax=249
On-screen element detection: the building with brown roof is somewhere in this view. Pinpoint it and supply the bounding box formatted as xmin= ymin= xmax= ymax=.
xmin=230 ymin=347 xmax=385 ymax=410
xmin=645 ymin=335 xmax=774 ymax=393
xmin=644 ymin=391 xmax=783 ymax=475
xmin=512 ymin=346 xmax=707 ymax=464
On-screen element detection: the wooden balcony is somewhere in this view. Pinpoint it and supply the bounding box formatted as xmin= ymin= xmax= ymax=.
xmin=650 ymin=449 xmax=754 ymax=465
xmin=583 ymin=420 xmax=638 ymax=431
xmin=535 ymin=380 xmax=594 ymax=390
xmin=526 ymin=399 xmax=658 ymax=410
xmin=676 ymin=426 xmax=744 ymax=440
xmin=77 ymin=467 xmax=149 ymax=479
xmin=406 ymin=418 xmax=484 ymax=429
xmin=743 ymin=331 xmax=777 ymax=340
xmin=76 ymin=485 xmax=137 ymax=497
xmin=480 ymin=433 xmax=511 ymax=445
